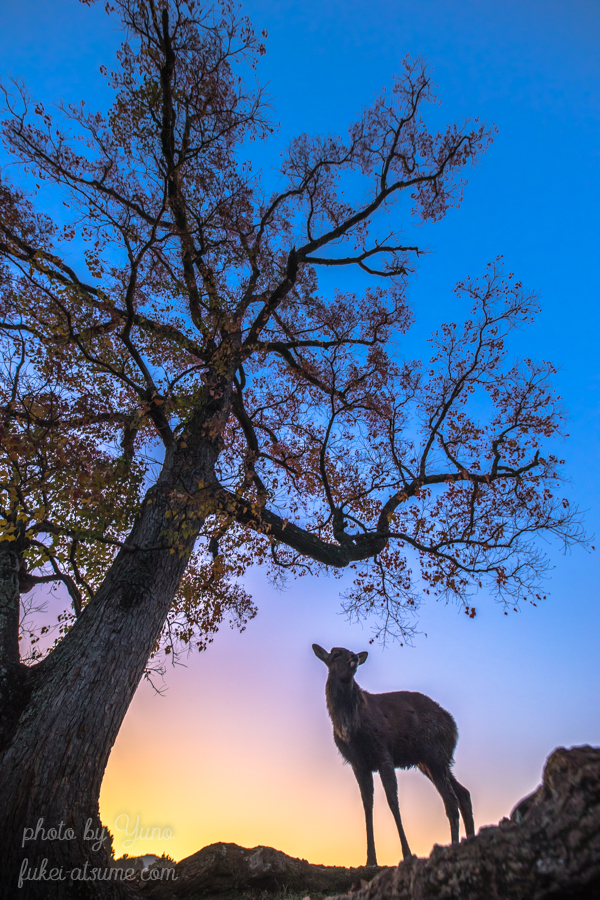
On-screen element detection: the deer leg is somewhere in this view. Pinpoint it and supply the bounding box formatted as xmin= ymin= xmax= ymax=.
xmin=449 ymin=773 xmax=475 ymax=838
xmin=379 ymin=762 xmax=412 ymax=860
xmin=353 ymin=765 xmax=377 ymax=866
xmin=428 ymin=766 xmax=460 ymax=844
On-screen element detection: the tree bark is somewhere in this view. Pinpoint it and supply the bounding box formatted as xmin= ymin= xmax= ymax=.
xmin=0 ymin=398 xmax=229 ymax=898
xmin=0 ymin=542 xmax=30 ymax=750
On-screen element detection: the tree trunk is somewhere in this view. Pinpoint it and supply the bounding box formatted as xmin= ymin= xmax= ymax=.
xmin=0 ymin=542 xmax=29 ymax=750
xmin=0 ymin=423 xmax=224 ymax=897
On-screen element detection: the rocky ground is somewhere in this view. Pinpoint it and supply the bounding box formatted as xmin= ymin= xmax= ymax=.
xmin=137 ymin=842 xmax=378 ymax=900
xmin=138 ymin=745 xmax=600 ymax=900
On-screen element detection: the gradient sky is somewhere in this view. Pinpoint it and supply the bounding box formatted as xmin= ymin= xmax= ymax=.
xmin=1 ymin=0 xmax=599 ymax=866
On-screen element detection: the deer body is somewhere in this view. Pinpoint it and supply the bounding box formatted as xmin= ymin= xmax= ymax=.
xmin=313 ymin=644 xmax=475 ymax=865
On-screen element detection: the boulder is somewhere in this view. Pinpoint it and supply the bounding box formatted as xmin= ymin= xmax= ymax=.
xmin=332 ymin=745 xmax=600 ymax=900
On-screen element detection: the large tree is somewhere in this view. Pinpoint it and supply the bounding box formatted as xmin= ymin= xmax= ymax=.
xmin=0 ymin=0 xmax=582 ymax=896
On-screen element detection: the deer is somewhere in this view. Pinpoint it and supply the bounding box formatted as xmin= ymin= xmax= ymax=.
xmin=313 ymin=644 xmax=474 ymax=865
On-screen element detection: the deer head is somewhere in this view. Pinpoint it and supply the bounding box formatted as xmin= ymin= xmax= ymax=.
xmin=312 ymin=644 xmax=368 ymax=682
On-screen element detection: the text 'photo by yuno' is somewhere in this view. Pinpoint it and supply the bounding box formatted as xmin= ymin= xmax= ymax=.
xmin=0 ymin=0 xmax=599 ymax=898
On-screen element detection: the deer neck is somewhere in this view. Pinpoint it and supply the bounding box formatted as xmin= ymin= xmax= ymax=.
xmin=326 ymin=676 xmax=363 ymax=742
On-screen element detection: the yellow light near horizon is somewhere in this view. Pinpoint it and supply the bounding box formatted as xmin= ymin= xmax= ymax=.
xmin=100 ymin=690 xmax=480 ymax=866
xmin=99 ymin=624 xmax=516 ymax=869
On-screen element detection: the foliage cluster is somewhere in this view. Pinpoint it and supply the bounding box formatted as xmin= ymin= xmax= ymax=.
xmin=0 ymin=0 xmax=583 ymax=663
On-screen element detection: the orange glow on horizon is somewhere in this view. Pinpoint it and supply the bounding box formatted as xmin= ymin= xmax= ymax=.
xmin=99 ymin=640 xmax=522 ymax=867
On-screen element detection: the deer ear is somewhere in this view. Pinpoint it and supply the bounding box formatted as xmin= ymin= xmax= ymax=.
xmin=357 ymin=651 xmax=368 ymax=665
xmin=312 ymin=644 xmax=331 ymax=664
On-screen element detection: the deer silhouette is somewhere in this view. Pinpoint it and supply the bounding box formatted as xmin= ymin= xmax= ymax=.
xmin=313 ymin=644 xmax=474 ymax=864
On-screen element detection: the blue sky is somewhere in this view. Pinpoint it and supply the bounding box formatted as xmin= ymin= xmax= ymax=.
xmin=1 ymin=0 xmax=599 ymax=864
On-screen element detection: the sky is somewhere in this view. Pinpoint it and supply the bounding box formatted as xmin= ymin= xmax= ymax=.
xmin=1 ymin=0 xmax=599 ymax=867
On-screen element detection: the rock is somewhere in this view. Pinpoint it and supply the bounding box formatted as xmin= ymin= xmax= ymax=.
xmin=140 ymin=841 xmax=383 ymax=899
xmin=331 ymin=745 xmax=600 ymax=900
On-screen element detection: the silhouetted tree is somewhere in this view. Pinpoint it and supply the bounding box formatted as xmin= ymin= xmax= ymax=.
xmin=0 ymin=1 xmax=582 ymax=895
